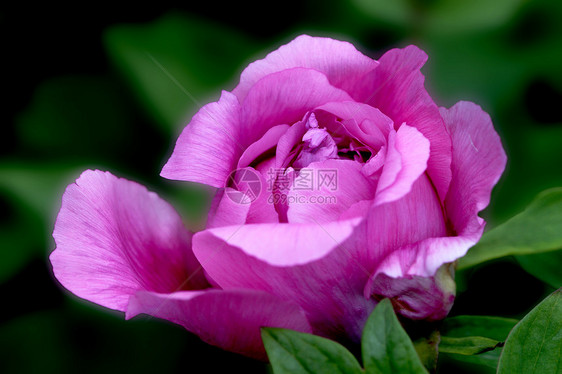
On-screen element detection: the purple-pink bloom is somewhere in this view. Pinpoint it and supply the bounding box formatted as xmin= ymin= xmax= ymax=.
xmin=50 ymin=35 xmax=506 ymax=359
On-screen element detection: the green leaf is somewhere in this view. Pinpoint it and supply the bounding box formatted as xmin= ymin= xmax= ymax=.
xmin=438 ymin=316 xmax=517 ymax=371
xmin=104 ymin=13 xmax=259 ymax=133
xmin=440 ymin=315 xmax=518 ymax=341
xmin=362 ymin=299 xmax=428 ymax=374
xmin=516 ymin=250 xmax=562 ymax=289
xmin=458 ymin=188 xmax=562 ymax=269
xmin=497 ymin=288 xmax=562 ymax=373
xmin=262 ymin=328 xmax=362 ymax=374
xmin=441 ymin=350 xmax=503 ymax=372
xmin=439 ymin=336 xmax=501 ymax=355
xmin=413 ymin=330 xmax=440 ymax=372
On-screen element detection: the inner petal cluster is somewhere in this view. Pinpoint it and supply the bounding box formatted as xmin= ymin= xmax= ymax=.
xmin=293 ymin=114 xmax=339 ymax=168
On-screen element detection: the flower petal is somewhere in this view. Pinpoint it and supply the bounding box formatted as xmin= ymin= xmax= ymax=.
xmin=206 ymin=187 xmax=250 ymax=228
xmin=126 ymin=289 xmax=312 ymax=360
xmin=248 ymin=158 xmax=281 ymax=223
xmin=237 ymin=124 xmax=289 ymax=169
xmin=385 ymin=103 xmax=506 ymax=278
xmin=206 ymin=163 xmax=279 ymax=228
xmin=363 ymin=102 xmax=506 ymax=320
xmin=161 ymin=91 xmax=242 ymax=187
xmin=374 ymin=124 xmax=430 ymax=205
xmin=50 ymin=170 xmax=207 ymax=312
xmin=314 ymin=101 xmax=392 ymax=149
xmin=275 ymin=120 xmax=307 ymax=168
xmin=367 ymin=264 xmax=456 ymax=320
xmin=441 ymin=101 xmax=507 ymax=238
xmin=342 ymin=174 xmax=447 ymax=272
xmin=192 ymin=219 xmax=375 ymax=341
xmin=233 ymin=35 xmax=378 ymax=101
xmin=195 ymin=218 xmax=360 ymax=267
xmin=241 ymin=68 xmax=353 ymax=140
xmin=357 ymin=45 xmax=452 ymax=202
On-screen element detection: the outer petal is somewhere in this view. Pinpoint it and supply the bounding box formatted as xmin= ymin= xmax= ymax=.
xmin=196 ymin=218 xmax=360 ymax=267
xmin=241 ymin=68 xmax=353 ymax=141
xmin=50 ymin=170 xmax=208 ymax=312
xmin=161 ymin=91 xmax=242 ymax=187
xmin=367 ymin=103 xmax=506 ymax=277
xmin=374 ymin=124 xmax=430 ymax=205
xmin=365 ymin=102 xmax=506 ymax=319
xmin=356 ymin=46 xmax=452 ymax=202
xmin=341 ymin=174 xmax=447 ymax=272
xmin=127 ymin=289 xmax=312 ymax=360
xmin=381 ymin=102 xmax=506 ymax=277
xmin=233 ymin=35 xmax=379 ymax=101
xmin=441 ymin=101 xmax=507 ymax=237
xmin=192 ymin=219 xmax=374 ymax=341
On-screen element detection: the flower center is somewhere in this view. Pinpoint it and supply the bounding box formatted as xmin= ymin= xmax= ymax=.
xmin=292 ymin=113 xmax=339 ymax=168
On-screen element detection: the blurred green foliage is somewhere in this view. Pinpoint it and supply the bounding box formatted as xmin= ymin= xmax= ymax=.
xmin=104 ymin=14 xmax=260 ymax=133
xmin=352 ymin=0 xmax=527 ymax=35
xmin=516 ymin=250 xmax=562 ymax=289
xmin=2 ymin=0 xmax=562 ymax=373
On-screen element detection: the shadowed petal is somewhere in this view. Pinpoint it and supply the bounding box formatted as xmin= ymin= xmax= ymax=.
xmin=192 ymin=218 xmax=374 ymax=342
xmin=367 ymin=264 xmax=456 ymax=320
xmin=127 ymin=289 xmax=312 ymax=360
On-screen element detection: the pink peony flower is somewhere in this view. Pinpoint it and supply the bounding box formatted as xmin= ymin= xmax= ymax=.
xmin=50 ymin=35 xmax=506 ymax=359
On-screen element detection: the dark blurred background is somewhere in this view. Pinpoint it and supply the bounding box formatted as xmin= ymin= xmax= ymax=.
xmin=1 ymin=1 xmax=561 ymax=373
